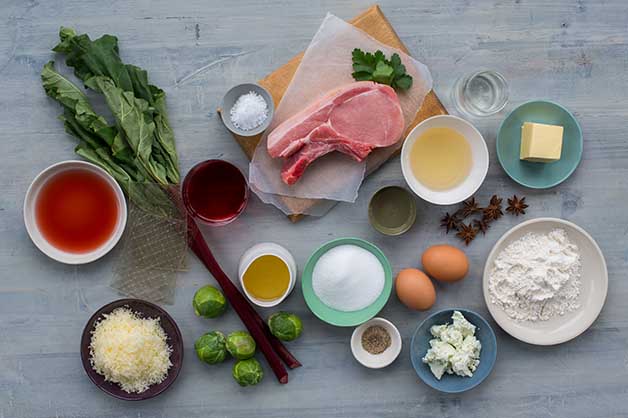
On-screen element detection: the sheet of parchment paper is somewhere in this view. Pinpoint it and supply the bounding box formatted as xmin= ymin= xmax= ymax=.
xmin=249 ymin=14 xmax=432 ymax=213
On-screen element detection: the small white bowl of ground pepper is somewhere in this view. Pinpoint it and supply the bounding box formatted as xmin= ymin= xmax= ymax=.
xmin=350 ymin=317 xmax=402 ymax=369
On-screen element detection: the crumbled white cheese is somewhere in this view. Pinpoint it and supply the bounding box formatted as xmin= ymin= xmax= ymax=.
xmin=89 ymin=307 xmax=172 ymax=394
xmin=422 ymin=311 xmax=481 ymax=380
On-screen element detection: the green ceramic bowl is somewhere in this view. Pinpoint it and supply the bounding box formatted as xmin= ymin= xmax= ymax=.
xmin=301 ymin=238 xmax=393 ymax=327
xmin=496 ymin=100 xmax=583 ymax=189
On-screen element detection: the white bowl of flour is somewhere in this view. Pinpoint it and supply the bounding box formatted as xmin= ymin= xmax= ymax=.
xmin=483 ymin=218 xmax=608 ymax=345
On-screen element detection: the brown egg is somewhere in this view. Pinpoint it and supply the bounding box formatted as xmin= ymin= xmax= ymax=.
xmin=395 ymin=268 xmax=436 ymax=311
xmin=421 ymin=245 xmax=469 ymax=282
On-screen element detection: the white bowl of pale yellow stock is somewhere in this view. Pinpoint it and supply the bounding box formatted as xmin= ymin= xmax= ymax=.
xmin=401 ymin=115 xmax=489 ymax=205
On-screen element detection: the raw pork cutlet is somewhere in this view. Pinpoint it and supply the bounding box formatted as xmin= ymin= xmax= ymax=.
xmin=267 ymin=81 xmax=405 ymax=185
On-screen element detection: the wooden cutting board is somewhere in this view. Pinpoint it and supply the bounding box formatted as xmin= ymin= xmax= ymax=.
xmin=226 ymin=4 xmax=447 ymax=221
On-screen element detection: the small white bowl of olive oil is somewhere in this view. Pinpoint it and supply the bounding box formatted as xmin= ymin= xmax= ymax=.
xmin=238 ymin=242 xmax=297 ymax=308
xmin=401 ymin=115 xmax=489 ymax=205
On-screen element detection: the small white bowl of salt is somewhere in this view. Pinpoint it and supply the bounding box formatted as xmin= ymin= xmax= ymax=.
xmin=220 ymin=83 xmax=274 ymax=137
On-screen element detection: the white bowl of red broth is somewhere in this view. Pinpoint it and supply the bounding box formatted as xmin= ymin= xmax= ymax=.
xmin=401 ymin=115 xmax=489 ymax=205
xmin=24 ymin=160 xmax=127 ymax=264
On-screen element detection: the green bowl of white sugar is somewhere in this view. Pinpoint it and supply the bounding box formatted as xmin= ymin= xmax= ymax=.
xmin=301 ymin=237 xmax=393 ymax=327
xmin=220 ymin=83 xmax=274 ymax=137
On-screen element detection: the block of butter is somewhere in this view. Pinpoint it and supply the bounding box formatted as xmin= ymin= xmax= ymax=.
xmin=520 ymin=122 xmax=564 ymax=162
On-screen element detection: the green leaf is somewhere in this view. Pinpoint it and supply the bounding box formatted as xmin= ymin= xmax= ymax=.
xmin=44 ymin=27 xmax=180 ymax=198
xmin=150 ymin=85 xmax=180 ymax=183
xmin=42 ymin=61 xmax=89 ymax=110
xmin=52 ymin=27 xmax=77 ymax=53
xmin=87 ymin=77 xmax=153 ymax=157
xmin=351 ymin=71 xmax=373 ymax=81
xmin=352 ymin=48 xmax=366 ymax=65
xmin=372 ymin=61 xmax=395 ymax=85
xmin=393 ymin=74 xmax=413 ymax=91
xmin=373 ymin=50 xmax=386 ymax=63
xmin=127 ymin=64 xmax=153 ymax=104
xmin=88 ymin=76 xmax=171 ymax=185
xmin=42 ymin=61 xmax=118 ymax=146
xmin=390 ymin=53 xmax=402 ymax=69
xmin=350 ymin=48 xmax=413 ymax=92
xmin=352 ymin=63 xmax=374 ymax=73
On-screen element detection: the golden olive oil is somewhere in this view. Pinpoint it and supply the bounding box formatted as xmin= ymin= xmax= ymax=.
xmin=242 ymin=255 xmax=290 ymax=301
xmin=410 ymin=127 xmax=472 ymax=190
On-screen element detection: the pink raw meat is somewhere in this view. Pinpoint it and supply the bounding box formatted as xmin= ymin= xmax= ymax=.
xmin=267 ymin=81 xmax=405 ymax=185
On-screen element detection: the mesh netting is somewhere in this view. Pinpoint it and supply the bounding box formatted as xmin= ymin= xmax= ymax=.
xmin=111 ymin=183 xmax=187 ymax=305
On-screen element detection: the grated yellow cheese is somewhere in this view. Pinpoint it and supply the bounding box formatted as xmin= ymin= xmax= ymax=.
xmin=89 ymin=307 xmax=172 ymax=394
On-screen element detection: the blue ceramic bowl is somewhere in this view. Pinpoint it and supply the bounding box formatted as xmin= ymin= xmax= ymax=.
xmin=496 ymin=100 xmax=582 ymax=189
xmin=410 ymin=309 xmax=497 ymax=393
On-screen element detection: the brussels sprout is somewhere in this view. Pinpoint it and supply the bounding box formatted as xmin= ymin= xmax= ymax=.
xmin=194 ymin=331 xmax=228 ymax=365
xmin=267 ymin=311 xmax=303 ymax=341
xmin=232 ymin=358 xmax=264 ymax=386
xmin=193 ymin=285 xmax=227 ymax=318
xmin=226 ymin=331 xmax=256 ymax=360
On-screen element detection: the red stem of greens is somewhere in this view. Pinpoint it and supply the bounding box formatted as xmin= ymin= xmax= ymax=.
xmin=186 ymin=217 xmax=298 ymax=383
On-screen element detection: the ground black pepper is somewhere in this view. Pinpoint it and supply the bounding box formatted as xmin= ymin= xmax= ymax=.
xmin=361 ymin=325 xmax=391 ymax=354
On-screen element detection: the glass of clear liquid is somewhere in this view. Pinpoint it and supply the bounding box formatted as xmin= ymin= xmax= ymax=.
xmin=452 ymin=70 xmax=509 ymax=117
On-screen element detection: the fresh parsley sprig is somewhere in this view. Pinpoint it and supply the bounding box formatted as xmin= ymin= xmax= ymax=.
xmin=351 ymin=48 xmax=413 ymax=91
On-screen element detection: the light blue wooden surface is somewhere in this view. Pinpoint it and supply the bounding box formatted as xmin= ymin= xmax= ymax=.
xmin=1 ymin=1 xmax=628 ymax=417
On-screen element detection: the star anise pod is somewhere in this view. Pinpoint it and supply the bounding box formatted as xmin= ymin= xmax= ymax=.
xmin=489 ymin=195 xmax=502 ymax=207
xmin=506 ymin=195 xmax=528 ymax=216
xmin=459 ymin=197 xmax=483 ymax=218
xmin=440 ymin=212 xmax=460 ymax=234
xmin=483 ymin=195 xmax=503 ymax=221
xmin=456 ymin=222 xmax=478 ymax=245
xmin=473 ymin=218 xmax=490 ymax=235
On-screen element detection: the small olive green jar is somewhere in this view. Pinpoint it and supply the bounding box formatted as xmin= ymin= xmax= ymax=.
xmin=368 ymin=186 xmax=417 ymax=236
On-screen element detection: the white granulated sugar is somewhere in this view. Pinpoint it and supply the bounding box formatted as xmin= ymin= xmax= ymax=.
xmin=488 ymin=228 xmax=582 ymax=322
xmin=312 ymin=244 xmax=385 ymax=312
xmin=229 ymin=91 xmax=268 ymax=131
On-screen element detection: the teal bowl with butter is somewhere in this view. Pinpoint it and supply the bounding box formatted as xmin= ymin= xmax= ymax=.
xmin=496 ymin=100 xmax=582 ymax=189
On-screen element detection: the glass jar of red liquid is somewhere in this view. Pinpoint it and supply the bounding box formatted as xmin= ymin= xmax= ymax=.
xmin=182 ymin=160 xmax=249 ymax=226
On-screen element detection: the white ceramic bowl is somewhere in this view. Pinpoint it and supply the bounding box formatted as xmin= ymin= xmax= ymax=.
xmin=23 ymin=160 xmax=127 ymax=264
xmin=220 ymin=83 xmax=274 ymax=137
xmin=238 ymin=242 xmax=296 ymax=307
xmin=483 ymin=218 xmax=608 ymax=345
xmin=350 ymin=317 xmax=402 ymax=369
xmin=401 ymin=115 xmax=489 ymax=205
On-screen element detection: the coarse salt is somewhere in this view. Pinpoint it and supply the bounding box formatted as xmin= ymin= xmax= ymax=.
xmin=229 ymin=91 xmax=268 ymax=131
xmin=312 ymin=245 xmax=385 ymax=312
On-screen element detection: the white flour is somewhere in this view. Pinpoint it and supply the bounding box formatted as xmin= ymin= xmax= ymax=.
xmin=488 ymin=228 xmax=581 ymax=322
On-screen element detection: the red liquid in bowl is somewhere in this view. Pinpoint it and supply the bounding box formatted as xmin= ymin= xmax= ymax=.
xmin=182 ymin=160 xmax=248 ymax=225
xmin=35 ymin=169 xmax=119 ymax=253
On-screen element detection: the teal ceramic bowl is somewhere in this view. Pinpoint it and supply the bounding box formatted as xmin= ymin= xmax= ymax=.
xmin=496 ymin=100 xmax=582 ymax=189
xmin=301 ymin=238 xmax=393 ymax=327
xmin=410 ymin=309 xmax=497 ymax=393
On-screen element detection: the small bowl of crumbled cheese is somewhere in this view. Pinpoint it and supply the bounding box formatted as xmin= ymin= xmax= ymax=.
xmin=220 ymin=83 xmax=274 ymax=137
xmin=410 ymin=309 xmax=497 ymax=393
